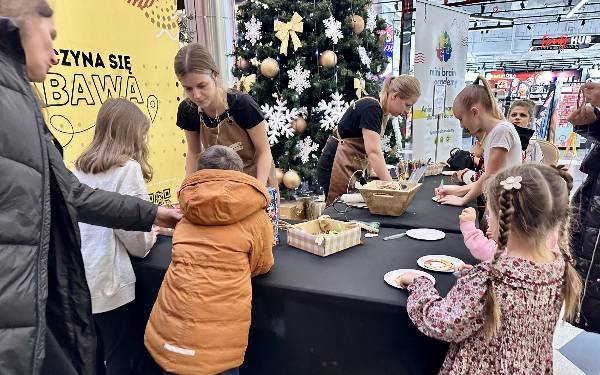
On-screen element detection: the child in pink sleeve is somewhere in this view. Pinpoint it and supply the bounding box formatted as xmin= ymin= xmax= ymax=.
xmin=459 ymin=207 xmax=497 ymax=261
xmin=459 ymin=207 xmax=559 ymax=262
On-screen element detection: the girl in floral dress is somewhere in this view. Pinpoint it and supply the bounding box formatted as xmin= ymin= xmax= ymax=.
xmin=397 ymin=164 xmax=582 ymax=374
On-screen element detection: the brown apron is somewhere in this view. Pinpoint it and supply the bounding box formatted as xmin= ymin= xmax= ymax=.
xmin=326 ymin=97 xmax=385 ymax=205
xmin=199 ymin=114 xmax=277 ymax=188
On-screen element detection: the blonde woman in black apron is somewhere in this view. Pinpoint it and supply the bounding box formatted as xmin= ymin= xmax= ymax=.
xmin=174 ymin=43 xmax=277 ymax=187
xmin=317 ymin=76 xmax=421 ymax=205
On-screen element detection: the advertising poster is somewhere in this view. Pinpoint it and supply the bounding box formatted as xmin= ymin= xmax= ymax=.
xmin=412 ymin=0 xmax=468 ymax=161
xmin=35 ymin=0 xmax=185 ymax=205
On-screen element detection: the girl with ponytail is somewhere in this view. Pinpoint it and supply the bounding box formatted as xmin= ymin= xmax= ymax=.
xmin=435 ymin=76 xmax=522 ymax=210
xmin=317 ymin=75 xmax=421 ymax=205
xmin=398 ymin=164 xmax=582 ymax=373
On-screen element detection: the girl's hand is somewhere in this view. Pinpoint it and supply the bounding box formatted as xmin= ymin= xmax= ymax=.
xmin=453 ymin=264 xmax=473 ymax=278
xmin=459 ymin=207 xmax=477 ymax=223
xmin=439 ymin=194 xmax=466 ymax=207
xmin=435 ymin=185 xmax=463 ymax=197
xmin=395 ymin=271 xmax=422 ymax=288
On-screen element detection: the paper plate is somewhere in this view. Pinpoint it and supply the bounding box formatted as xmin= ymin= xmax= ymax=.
xmin=417 ymin=255 xmax=465 ymax=273
xmin=442 ymin=171 xmax=456 ymax=176
xmin=341 ymin=193 xmax=365 ymax=203
xmin=406 ymin=228 xmax=446 ymax=241
xmin=431 ymin=196 xmax=440 ymax=203
xmin=384 ymin=269 xmax=436 ymax=289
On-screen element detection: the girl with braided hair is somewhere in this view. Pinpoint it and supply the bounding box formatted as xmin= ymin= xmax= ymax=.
xmin=397 ymin=164 xmax=582 ymax=374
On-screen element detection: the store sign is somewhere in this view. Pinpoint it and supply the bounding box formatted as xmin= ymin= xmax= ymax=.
xmin=36 ymin=0 xmax=184 ymax=204
xmin=412 ymin=0 xmax=468 ymax=161
xmin=530 ymin=34 xmax=600 ymax=51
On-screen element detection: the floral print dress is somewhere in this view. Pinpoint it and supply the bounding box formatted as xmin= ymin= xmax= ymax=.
xmin=407 ymin=255 xmax=565 ymax=374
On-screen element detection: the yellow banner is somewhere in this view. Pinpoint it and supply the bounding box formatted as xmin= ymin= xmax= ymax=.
xmin=36 ymin=0 xmax=184 ymax=205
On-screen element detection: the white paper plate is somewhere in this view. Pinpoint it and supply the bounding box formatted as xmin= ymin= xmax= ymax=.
xmin=417 ymin=255 xmax=465 ymax=273
xmin=406 ymin=228 xmax=446 ymax=241
xmin=384 ymin=269 xmax=436 ymax=289
xmin=346 ymin=202 xmax=368 ymax=208
xmin=431 ymin=196 xmax=440 ymax=203
xmin=341 ymin=193 xmax=365 ymax=203
xmin=442 ymin=171 xmax=456 ymax=176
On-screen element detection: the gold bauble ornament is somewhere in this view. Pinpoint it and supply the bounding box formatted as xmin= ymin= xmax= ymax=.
xmin=292 ymin=117 xmax=307 ymax=135
xmin=260 ymin=58 xmax=280 ymax=78
xmin=283 ymin=170 xmax=301 ymax=189
xmin=319 ymin=50 xmax=337 ymax=69
xmin=351 ymin=15 xmax=365 ymax=34
xmin=275 ymin=168 xmax=285 ymax=185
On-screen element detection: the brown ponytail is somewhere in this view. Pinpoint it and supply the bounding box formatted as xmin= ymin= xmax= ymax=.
xmin=456 ymin=75 xmax=504 ymax=121
xmin=379 ymin=75 xmax=421 ymax=113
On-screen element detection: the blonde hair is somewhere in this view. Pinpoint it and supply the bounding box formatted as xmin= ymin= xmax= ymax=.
xmin=380 ymin=75 xmax=421 ymax=113
xmin=75 ymin=98 xmax=153 ymax=181
xmin=455 ymin=76 xmax=504 ymax=121
xmin=509 ymin=99 xmax=535 ymax=120
xmin=482 ymin=164 xmax=582 ymax=338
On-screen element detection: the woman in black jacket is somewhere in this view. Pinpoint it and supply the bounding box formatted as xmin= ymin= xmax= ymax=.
xmin=567 ymin=82 xmax=600 ymax=333
xmin=0 ymin=2 xmax=181 ymax=374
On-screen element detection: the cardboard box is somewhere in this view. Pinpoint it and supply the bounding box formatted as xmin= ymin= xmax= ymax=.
xmin=280 ymin=200 xmax=305 ymax=220
xmin=287 ymin=218 xmax=361 ymax=257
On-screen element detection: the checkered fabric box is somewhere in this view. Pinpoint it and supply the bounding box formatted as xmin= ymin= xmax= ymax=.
xmin=287 ymin=218 xmax=362 ymax=257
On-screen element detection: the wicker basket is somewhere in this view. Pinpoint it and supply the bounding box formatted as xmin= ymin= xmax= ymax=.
xmin=424 ymin=162 xmax=446 ymax=176
xmin=357 ymin=180 xmax=422 ymax=216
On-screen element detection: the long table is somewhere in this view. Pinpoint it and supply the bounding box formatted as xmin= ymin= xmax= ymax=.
xmin=323 ymin=175 xmax=474 ymax=233
xmin=131 ymin=227 xmax=476 ymax=374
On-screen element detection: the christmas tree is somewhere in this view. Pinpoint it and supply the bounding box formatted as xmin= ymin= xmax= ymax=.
xmin=233 ymin=0 xmax=388 ymax=195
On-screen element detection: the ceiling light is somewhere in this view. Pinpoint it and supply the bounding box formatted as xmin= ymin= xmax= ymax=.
xmin=520 ymin=1 xmax=525 ymax=9
xmin=581 ymin=19 xmax=586 ymax=26
xmin=566 ymin=0 xmax=588 ymax=18
xmin=527 ymin=25 xmax=532 ymax=30
xmin=470 ymin=15 xmax=513 ymax=23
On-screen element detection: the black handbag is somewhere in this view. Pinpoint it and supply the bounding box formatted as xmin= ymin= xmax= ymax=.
xmin=446 ymin=148 xmax=475 ymax=170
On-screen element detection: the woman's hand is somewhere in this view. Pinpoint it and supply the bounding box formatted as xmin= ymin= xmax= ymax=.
xmin=583 ymin=82 xmax=600 ymax=107
xmin=567 ymin=105 xmax=598 ymax=127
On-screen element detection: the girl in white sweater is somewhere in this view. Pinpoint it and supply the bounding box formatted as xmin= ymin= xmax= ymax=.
xmin=74 ymin=98 xmax=157 ymax=375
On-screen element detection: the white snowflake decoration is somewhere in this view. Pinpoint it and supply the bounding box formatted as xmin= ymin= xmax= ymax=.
xmin=366 ymin=8 xmax=377 ymax=32
xmin=250 ymin=57 xmax=260 ymax=66
xmin=381 ymin=134 xmax=392 ymax=154
xmin=296 ymin=137 xmax=319 ymax=164
xmin=323 ymin=16 xmax=343 ymax=45
xmin=287 ymin=64 xmax=311 ymax=94
xmin=358 ymin=46 xmax=371 ymax=66
xmin=244 ymin=16 xmax=262 ymax=44
xmin=315 ymin=91 xmax=352 ymax=131
xmin=261 ymin=98 xmax=300 ymax=145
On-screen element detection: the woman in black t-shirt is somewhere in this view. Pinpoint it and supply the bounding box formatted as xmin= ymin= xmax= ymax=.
xmin=317 ymin=76 xmax=421 ymax=205
xmin=174 ymin=44 xmax=276 ymax=187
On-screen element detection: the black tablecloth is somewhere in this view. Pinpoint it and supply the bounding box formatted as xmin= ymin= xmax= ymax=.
xmin=131 ymin=230 xmax=476 ymax=374
xmin=323 ymin=175 xmax=473 ymax=233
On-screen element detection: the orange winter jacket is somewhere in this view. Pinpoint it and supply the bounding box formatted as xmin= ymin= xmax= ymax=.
xmin=144 ymin=169 xmax=274 ymax=375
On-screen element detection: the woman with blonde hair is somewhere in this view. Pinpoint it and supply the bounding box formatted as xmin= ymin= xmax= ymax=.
xmin=174 ymin=43 xmax=276 ymax=187
xmin=74 ymin=98 xmax=158 ymax=375
xmin=317 ymin=75 xmax=421 ymax=204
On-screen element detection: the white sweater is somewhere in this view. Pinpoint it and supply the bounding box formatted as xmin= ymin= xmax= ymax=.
xmin=73 ymin=160 xmax=157 ymax=314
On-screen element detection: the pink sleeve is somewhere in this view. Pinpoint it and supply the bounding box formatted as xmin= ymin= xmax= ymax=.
xmin=406 ymin=266 xmax=488 ymax=343
xmin=460 ymin=221 xmax=497 ymax=262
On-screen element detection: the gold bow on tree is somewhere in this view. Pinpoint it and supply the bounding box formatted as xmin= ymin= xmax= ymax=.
xmin=238 ymin=74 xmax=256 ymax=92
xmin=274 ymin=12 xmax=304 ymax=56
xmin=354 ymin=77 xmax=368 ymax=98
